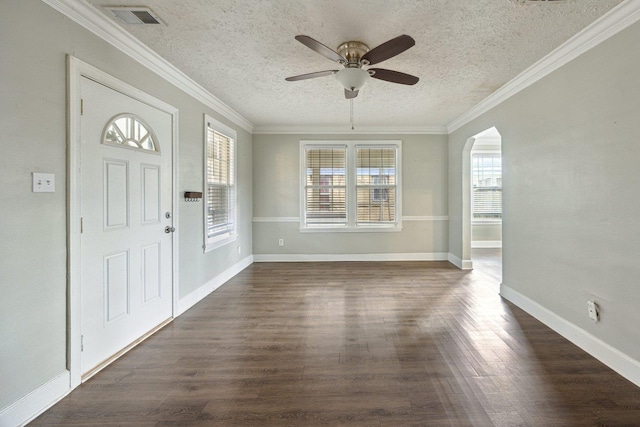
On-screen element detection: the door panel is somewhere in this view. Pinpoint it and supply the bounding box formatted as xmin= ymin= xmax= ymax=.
xmin=142 ymin=242 xmax=161 ymax=303
xmin=80 ymin=76 xmax=173 ymax=377
xmin=104 ymin=159 xmax=129 ymax=229
xmin=104 ymin=250 xmax=130 ymax=322
xmin=142 ymin=165 xmax=161 ymax=224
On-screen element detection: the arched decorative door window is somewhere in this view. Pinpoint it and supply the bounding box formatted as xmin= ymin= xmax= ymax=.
xmin=102 ymin=114 xmax=159 ymax=153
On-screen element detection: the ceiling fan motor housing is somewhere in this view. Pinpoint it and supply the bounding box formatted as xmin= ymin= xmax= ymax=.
xmin=337 ymin=41 xmax=370 ymax=65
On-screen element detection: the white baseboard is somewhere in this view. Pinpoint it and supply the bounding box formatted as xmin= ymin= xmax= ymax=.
xmin=0 ymin=371 xmax=71 ymax=427
xmin=472 ymin=240 xmax=502 ymax=249
xmin=500 ymin=284 xmax=640 ymax=388
xmin=447 ymin=253 xmax=473 ymax=270
xmin=253 ymin=252 xmax=449 ymax=263
xmin=176 ymin=255 xmax=253 ymax=316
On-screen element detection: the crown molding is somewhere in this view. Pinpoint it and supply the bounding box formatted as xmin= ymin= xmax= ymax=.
xmin=252 ymin=125 xmax=448 ymax=135
xmin=42 ymin=0 xmax=640 ymax=137
xmin=447 ymin=0 xmax=640 ymax=133
xmin=41 ymin=0 xmax=254 ymax=133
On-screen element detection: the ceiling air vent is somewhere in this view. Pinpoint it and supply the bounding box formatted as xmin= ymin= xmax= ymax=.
xmin=106 ymin=7 xmax=165 ymax=25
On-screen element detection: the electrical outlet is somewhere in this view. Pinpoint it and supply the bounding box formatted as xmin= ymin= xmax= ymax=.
xmin=237 ymin=246 xmax=241 ymax=255
xmin=587 ymin=300 xmax=599 ymax=322
xmin=278 ymin=238 xmax=284 ymax=247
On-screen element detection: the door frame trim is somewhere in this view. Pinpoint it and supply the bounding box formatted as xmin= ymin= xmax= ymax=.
xmin=67 ymin=55 xmax=180 ymax=388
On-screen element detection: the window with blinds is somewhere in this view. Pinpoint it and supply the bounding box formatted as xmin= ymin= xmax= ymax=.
xmin=301 ymin=141 xmax=401 ymax=231
xmin=304 ymin=146 xmax=347 ymax=225
xmin=472 ymin=153 xmax=502 ymax=220
xmin=204 ymin=116 xmax=237 ymax=251
xmin=356 ymin=147 xmax=396 ymax=224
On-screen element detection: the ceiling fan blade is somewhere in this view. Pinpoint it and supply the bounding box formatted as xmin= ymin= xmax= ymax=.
xmin=344 ymin=88 xmax=359 ymax=99
xmin=285 ymin=70 xmax=339 ymax=82
xmin=295 ymin=35 xmax=347 ymax=63
xmin=369 ymin=68 xmax=419 ymax=85
xmin=361 ymin=35 xmax=415 ymax=65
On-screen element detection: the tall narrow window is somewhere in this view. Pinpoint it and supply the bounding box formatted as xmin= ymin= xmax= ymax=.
xmin=300 ymin=140 xmax=401 ymax=231
xmin=304 ymin=146 xmax=347 ymax=226
xmin=204 ymin=116 xmax=237 ymax=251
xmin=472 ymin=153 xmax=502 ymax=220
xmin=356 ymin=146 xmax=397 ymax=225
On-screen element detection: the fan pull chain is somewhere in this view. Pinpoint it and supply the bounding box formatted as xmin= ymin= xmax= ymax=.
xmin=350 ymin=99 xmax=354 ymax=130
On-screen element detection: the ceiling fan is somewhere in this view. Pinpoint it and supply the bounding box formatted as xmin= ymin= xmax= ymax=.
xmin=285 ymin=35 xmax=419 ymax=99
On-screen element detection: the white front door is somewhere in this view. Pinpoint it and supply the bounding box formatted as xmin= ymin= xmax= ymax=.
xmin=80 ymin=76 xmax=173 ymax=377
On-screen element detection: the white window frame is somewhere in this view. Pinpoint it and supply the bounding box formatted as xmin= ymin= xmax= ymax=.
xmin=471 ymin=149 xmax=502 ymax=224
xmin=300 ymin=140 xmax=402 ymax=232
xmin=203 ymin=115 xmax=238 ymax=252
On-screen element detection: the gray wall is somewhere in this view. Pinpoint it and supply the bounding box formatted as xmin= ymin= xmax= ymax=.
xmin=0 ymin=1 xmax=252 ymax=409
xmin=472 ymin=223 xmax=502 ymax=244
xmin=253 ymin=134 xmax=448 ymax=256
xmin=449 ymin=21 xmax=640 ymax=362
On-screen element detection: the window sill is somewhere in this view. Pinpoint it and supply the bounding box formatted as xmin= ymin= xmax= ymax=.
xmin=204 ymin=233 xmax=238 ymax=253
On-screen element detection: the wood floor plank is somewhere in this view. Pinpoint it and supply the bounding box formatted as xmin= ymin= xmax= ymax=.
xmin=31 ymin=251 xmax=640 ymax=426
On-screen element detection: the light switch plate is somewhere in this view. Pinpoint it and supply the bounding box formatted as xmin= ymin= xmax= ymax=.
xmin=33 ymin=173 xmax=55 ymax=193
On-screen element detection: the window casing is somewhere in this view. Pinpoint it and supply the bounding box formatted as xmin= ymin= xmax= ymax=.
xmin=300 ymin=140 xmax=402 ymax=232
xmin=204 ymin=116 xmax=237 ymax=251
xmin=472 ymin=153 xmax=502 ymax=221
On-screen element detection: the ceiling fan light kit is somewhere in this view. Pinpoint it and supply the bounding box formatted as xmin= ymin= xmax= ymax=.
xmin=335 ymin=68 xmax=370 ymax=91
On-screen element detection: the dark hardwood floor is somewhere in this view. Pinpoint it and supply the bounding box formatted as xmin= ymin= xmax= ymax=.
xmin=32 ymin=252 xmax=640 ymax=426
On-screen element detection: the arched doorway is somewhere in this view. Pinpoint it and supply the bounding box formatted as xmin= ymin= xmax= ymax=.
xmin=461 ymin=127 xmax=502 ymax=274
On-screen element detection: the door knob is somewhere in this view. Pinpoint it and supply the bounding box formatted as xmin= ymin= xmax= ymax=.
xmin=165 ymin=226 xmax=175 ymax=233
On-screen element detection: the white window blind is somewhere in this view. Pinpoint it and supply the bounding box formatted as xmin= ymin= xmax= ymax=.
xmin=204 ymin=117 xmax=236 ymax=250
xmin=472 ymin=153 xmax=502 ymax=219
xmin=304 ymin=146 xmax=347 ymax=225
xmin=356 ymin=147 xmax=397 ymax=224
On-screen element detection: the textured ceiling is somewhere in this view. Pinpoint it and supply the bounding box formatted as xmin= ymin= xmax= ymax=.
xmin=85 ymin=0 xmax=623 ymax=131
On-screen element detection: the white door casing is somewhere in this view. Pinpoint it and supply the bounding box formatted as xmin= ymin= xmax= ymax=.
xmin=68 ymin=57 xmax=179 ymax=386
